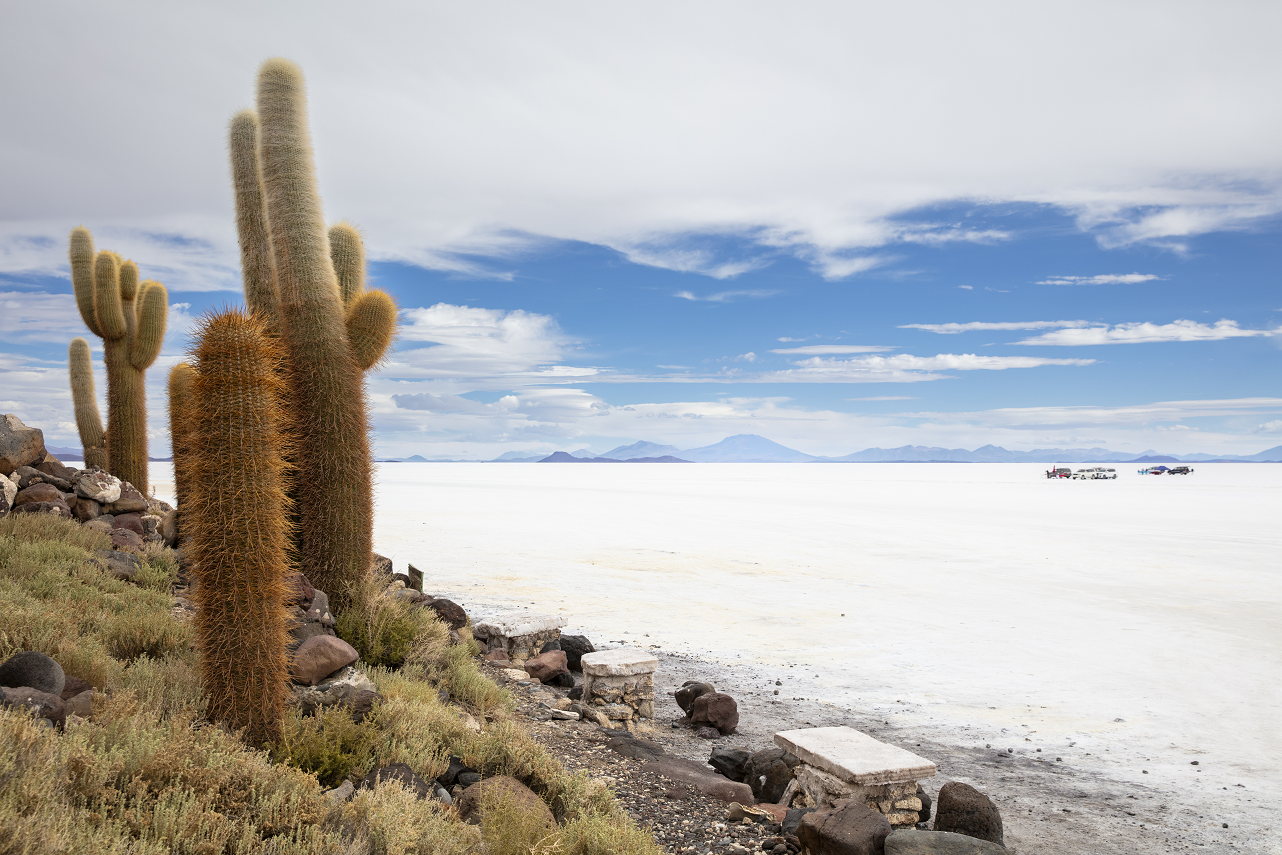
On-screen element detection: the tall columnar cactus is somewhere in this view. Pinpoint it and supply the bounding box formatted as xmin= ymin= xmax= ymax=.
xmin=167 ymin=363 xmax=196 ymax=513
xmin=67 ymin=337 xmax=108 ymax=470
xmin=225 ymin=58 xmax=397 ymax=607
xmin=185 ymin=308 xmax=292 ymax=745
xmin=68 ymin=227 xmax=168 ymax=493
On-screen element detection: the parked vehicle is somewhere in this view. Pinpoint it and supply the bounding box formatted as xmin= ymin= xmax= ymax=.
xmin=1046 ymin=467 xmax=1072 ymax=479
xmin=1071 ymin=467 xmax=1117 ymax=479
xmin=1139 ymin=465 xmax=1171 ymax=475
xmin=1168 ymin=465 xmax=1194 ymax=475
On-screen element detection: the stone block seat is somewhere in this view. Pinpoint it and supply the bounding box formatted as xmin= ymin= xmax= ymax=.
xmin=775 ymin=726 xmax=936 ymax=828
xmin=472 ymin=612 xmax=565 ymax=667
xmin=580 ymin=648 xmax=658 ymax=733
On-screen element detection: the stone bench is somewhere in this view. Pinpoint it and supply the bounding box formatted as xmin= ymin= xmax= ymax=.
xmin=580 ymin=648 xmax=658 ymax=733
xmin=775 ymin=726 xmax=936 ymax=827
xmin=472 ymin=612 xmax=565 ymax=667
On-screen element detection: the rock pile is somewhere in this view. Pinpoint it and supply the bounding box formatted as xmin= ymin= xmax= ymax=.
xmin=0 ymin=650 xmax=96 ymax=730
xmin=676 ymin=680 xmax=741 ymax=737
xmin=0 ymin=415 xmax=171 ymax=556
xmin=579 ymin=648 xmax=658 ymax=733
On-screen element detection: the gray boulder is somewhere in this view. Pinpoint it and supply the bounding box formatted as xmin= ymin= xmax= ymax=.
xmin=0 ymin=651 xmax=66 ymax=696
xmin=75 ymin=470 xmax=121 ymax=504
xmin=0 ymin=473 xmax=16 ymax=517
xmin=886 ymin=829 xmax=1008 ymax=854
xmin=0 ymin=414 xmax=44 ymax=477
xmin=289 ymin=666 xmax=377 ymax=716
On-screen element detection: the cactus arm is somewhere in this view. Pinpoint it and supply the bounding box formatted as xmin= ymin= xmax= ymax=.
xmin=346 ymin=289 xmax=397 ymax=371
xmin=93 ymin=252 xmax=127 ymax=340
xmin=130 ymin=280 xmax=168 ymax=370
xmin=230 ymin=110 xmax=280 ymax=328
xmin=69 ymin=228 xmax=102 ymax=337
xmin=328 ymin=222 xmax=365 ymax=308
xmin=69 ymin=337 xmax=108 ymax=469
xmin=186 ymin=309 xmax=292 ymax=745
xmin=119 ymin=261 xmax=140 ymax=343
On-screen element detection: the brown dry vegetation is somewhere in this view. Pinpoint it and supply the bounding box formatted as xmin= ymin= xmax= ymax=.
xmin=0 ymin=513 xmax=663 ymax=855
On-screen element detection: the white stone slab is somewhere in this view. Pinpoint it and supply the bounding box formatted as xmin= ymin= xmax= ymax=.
xmin=774 ymin=726 xmax=936 ymax=786
xmin=473 ymin=612 xmax=565 ymax=638
xmin=581 ymin=648 xmax=659 ymax=676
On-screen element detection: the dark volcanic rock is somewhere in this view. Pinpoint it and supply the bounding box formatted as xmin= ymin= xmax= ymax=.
xmin=559 ymin=634 xmax=595 ymax=670
xmin=283 ymin=572 xmax=315 ymax=607
xmin=917 ymin=784 xmax=932 ymax=823
xmin=798 ymin=801 xmax=892 ymax=855
xmin=675 ymin=680 xmax=715 ymax=715
xmin=15 ymin=499 xmax=72 ymax=519
xmin=423 ymin=597 xmax=468 ymax=630
xmin=934 ymin=782 xmax=1004 ymax=847
xmin=108 ymin=528 xmax=144 ymax=551
xmin=359 ymin=763 xmax=433 ymax=799
xmin=691 ymin=691 xmax=739 ymax=734
xmin=0 ymin=651 xmax=66 ymax=696
xmin=745 ymin=747 xmax=800 ymax=804
xmin=13 ymin=482 xmax=62 ymax=508
xmin=709 ymin=746 xmax=751 ymax=782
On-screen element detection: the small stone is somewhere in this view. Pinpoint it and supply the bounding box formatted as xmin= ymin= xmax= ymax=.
xmin=108 ymin=528 xmax=144 ymax=552
xmin=696 ymin=726 xmax=722 ymax=739
xmin=283 ymin=572 xmax=316 ymax=607
xmin=64 ymin=689 xmax=93 ymax=718
xmin=74 ymin=469 xmax=122 ymax=504
xmin=105 ymin=482 xmax=147 ymax=514
xmin=112 ymin=512 xmax=144 ymax=535
xmin=90 ymin=549 xmax=143 ymax=583
xmin=325 ymin=780 xmax=355 ymax=802
xmin=483 ymin=649 xmax=510 ymax=663
xmin=358 ymin=763 xmax=434 ymax=799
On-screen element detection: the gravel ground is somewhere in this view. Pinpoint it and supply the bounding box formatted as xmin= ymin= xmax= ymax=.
xmin=490 ymin=654 xmax=1276 ymax=855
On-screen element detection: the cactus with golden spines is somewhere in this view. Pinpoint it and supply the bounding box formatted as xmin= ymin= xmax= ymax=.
xmin=224 ymin=58 xmax=398 ymax=607
xmin=67 ymin=337 xmax=108 ymax=470
xmin=68 ymin=227 xmax=168 ymax=492
xmin=185 ymin=308 xmax=293 ymax=746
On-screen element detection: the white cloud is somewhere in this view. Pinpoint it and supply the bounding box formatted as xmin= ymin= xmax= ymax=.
xmin=1254 ymin=420 xmax=1282 ymax=434
xmin=957 ymin=285 xmax=974 ymax=290
xmin=674 ymin=289 xmax=781 ymax=302
xmin=1016 ymin=319 xmax=1276 ymax=346
xmin=759 ymin=353 xmax=1094 ymax=384
xmin=900 ymin=320 xmax=1091 ymax=334
xmin=1037 ymin=273 xmax=1161 ymax=286
xmin=848 ymin=396 xmax=917 ymax=401
xmin=389 ymin=303 xmax=596 ymax=379
xmin=770 ymin=345 xmax=894 ymax=354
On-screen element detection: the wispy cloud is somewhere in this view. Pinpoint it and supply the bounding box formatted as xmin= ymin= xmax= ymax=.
xmin=769 ymin=345 xmax=894 ymax=354
xmin=674 ymin=289 xmax=781 ymax=302
xmin=1016 ymin=319 xmax=1277 ymax=346
xmin=848 ymin=396 xmax=917 ymax=401
xmin=901 ymin=320 xmax=1091 ymax=334
xmin=758 ymin=353 xmax=1094 ymax=384
xmin=1037 ymin=273 xmax=1161 ymax=286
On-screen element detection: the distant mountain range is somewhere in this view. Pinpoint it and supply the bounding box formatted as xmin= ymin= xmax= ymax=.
xmin=487 ymin=434 xmax=1282 ymax=464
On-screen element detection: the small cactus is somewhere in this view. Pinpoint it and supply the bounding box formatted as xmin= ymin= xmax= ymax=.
xmin=68 ymin=227 xmax=168 ymax=493
xmin=184 ymin=308 xmax=293 ymax=745
xmin=167 ymin=362 xmax=196 ymax=514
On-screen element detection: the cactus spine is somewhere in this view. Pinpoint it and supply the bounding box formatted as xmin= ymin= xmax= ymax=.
xmin=167 ymin=363 xmax=196 ymax=514
xmin=226 ymin=59 xmax=397 ymax=607
xmin=185 ymin=308 xmax=292 ymax=745
xmin=68 ymin=337 xmax=108 ymax=470
xmin=67 ymin=227 xmax=168 ymax=492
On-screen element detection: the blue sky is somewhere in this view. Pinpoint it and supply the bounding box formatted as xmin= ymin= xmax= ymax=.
xmin=2 ymin=3 xmax=1280 ymax=458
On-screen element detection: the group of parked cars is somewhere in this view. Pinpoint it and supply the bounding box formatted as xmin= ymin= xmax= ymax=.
xmin=1046 ymin=467 xmax=1118 ymax=479
xmin=1045 ymin=465 xmax=1194 ymax=478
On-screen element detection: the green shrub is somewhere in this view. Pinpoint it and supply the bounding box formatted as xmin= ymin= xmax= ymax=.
xmin=273 ymin=705 xmax=383 ymax=788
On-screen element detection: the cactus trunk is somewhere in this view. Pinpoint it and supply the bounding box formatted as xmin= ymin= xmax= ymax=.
xmin=254 ymin=58 xmax=373 ymax=607
xmin=186 ymin=309 xmax=292 ymax=745
xmin=167 ymin=363 xmax=196 ymax=513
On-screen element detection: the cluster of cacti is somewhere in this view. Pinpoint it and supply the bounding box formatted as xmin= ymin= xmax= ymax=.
xmin=67 ymin=227 xmax=168 ymax=494
xmin=183 ymin=308 xmax=294 ymax=745
xmin=220 ymin=58 xmax=397 ymax=608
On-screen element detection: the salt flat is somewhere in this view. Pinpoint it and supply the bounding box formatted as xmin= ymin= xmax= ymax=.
xmin=154 ymin=460 xmax=1280 ymax=847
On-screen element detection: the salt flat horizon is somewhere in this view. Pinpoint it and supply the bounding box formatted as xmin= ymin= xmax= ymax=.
xmin=151 ymin=460 xmax=1279 ymax=840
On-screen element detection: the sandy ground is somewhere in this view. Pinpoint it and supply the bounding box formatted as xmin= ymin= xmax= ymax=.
xmin=150 ymin=461 xmax=1280 ymax=852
